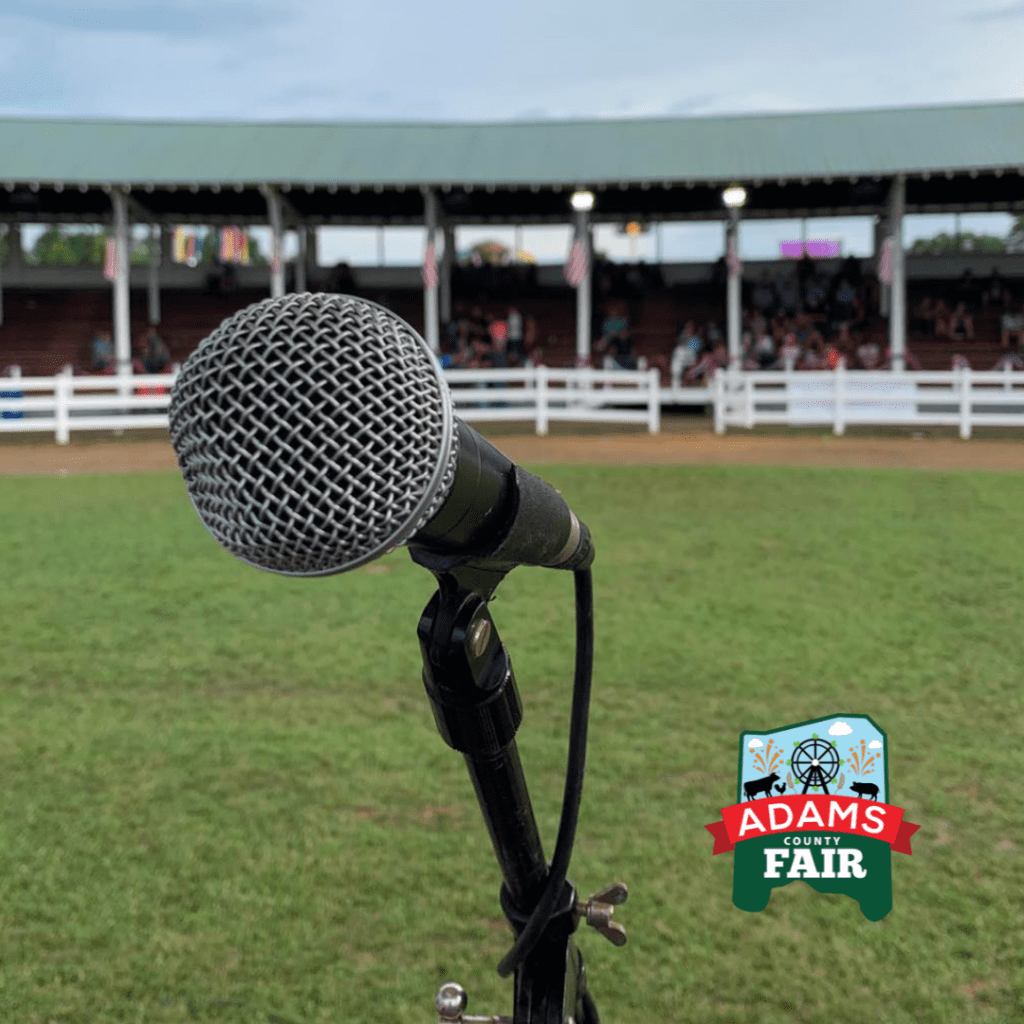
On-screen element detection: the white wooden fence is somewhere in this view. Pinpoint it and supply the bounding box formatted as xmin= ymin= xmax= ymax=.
xmin=0 ymin=365 xmax=662 ymax=444
xmin=713 ymin=364 xmax=1024 ymax=439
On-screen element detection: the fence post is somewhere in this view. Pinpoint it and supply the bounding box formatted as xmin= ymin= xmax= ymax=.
xmin=1005 ymin=360 xmax=1013 ymax=392
xmin=535 ymin=364 xmax=549 ymax=436
xmin=959 ymin=365 xmax=971 ymax=440
xmin=713 ymin=368 xmax=725 ymax=434
xmin=743 ymin=371 xmax=754 ymax=429
xmin=647 ymin=368 xmax=660 ymax=434
xmin=834 ymin=357 xmax=846 ymax=436
xmin=55 ymin=367 xmax=71 ymax=445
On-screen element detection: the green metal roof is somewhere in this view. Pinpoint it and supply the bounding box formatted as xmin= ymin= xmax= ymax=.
xmin=0 ymin=101 xmax=1021 ymax=187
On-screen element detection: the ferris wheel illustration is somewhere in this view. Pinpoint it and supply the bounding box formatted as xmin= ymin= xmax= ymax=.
xmin=790 ymin=737 xmax=840 ymax=794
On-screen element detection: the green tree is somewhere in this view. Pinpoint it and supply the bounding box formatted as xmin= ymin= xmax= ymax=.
xmin=907 ymin=231 xmax=1006 ymax=256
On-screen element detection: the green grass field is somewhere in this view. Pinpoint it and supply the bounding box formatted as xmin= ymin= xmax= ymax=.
xmin=0 ymin=459 xmax=1021 ymax=1023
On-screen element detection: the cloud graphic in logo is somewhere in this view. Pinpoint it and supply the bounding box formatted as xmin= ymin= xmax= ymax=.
xmin=747 ymin=739 xmax=763 ymax=749
xmin=828 ymin=721 xmax=854 ymax=736
xmin=869 ymin=740 xmax=883 ymax=749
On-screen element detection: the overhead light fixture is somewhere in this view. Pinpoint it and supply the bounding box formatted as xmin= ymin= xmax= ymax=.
xmin=722 ymin=185 xmax=748 ymax=208
xmin=570 ymin=190 xmax=595 ymax=211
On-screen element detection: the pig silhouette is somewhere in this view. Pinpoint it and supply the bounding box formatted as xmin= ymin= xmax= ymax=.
xmin=850 ymin=782 xmax=879 ymax=800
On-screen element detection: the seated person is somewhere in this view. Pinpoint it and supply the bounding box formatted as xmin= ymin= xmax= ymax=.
xmin=778 ymin=332 xmax=801 ymax=368
xmin=90 ymin=330 xmax=115 ymax=373
xmin=983 ymin=267 xmax=1006 ymax=308
xmin=932 ymin=299 xmax=952 ymax=339
xmin=909 ymin=296 xmax=936 ymax=336
xmin=670 ymin=322 xmax=702 ymax=384
xmin=753 ymin=330 xmax=776 ymax=369
xmin=856 ymin=341 xmax=881 ymax=369
xmin=829 ymin=277 xmax=860 ymax=327
xmin=1001 ymin=300 xmax=1024 ymax=350
xmin=948 ymin=301 xmax=975 ymax=341
xmin=792 ymin=312 xmax=824 ymax=353
xmin=953 ymin=268 xmax=980 ymax=312
xmin=751 ymin=271 xmax=777 ymax=317
xmin=143 ymin=329 xmax=171 ymax=373
xmin=704 ymin=320 xmax=724 ymax=348
xmin=799 ymin=338 xmax=825 ymax=370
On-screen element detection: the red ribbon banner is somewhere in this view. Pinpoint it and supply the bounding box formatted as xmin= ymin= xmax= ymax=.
xmin=705 ymin=795 xmax=919 ymax=856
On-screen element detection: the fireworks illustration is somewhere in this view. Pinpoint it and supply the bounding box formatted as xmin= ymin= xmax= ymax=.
xmin=752 ymin=738 xmax=783 ymax=775
xmin=848 ymin=739 xmax=879 ymax=777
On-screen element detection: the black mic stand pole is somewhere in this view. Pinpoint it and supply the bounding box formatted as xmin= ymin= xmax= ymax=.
xmin=411 ymin=558 xmax=621 ymax=1024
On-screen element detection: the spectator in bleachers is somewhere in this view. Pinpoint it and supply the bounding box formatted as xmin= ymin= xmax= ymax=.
xmin=1001 ymin=299 xmax=1024 ymax=351
xmin=143 ymin=328 xmax=170 ymax=374
xmin=932 ymin=298 xmax=952 ymax=339
xmin=948 ymin=301 xmax=975 ymax=342
xmin=90 ymin=329 xmax=115 ymax=374
xmin=705 ymin=320 xmax=724 ymax=348
xmin=792 ymin=313 xmax=824 ymax=354
xmin=856 ymin=340 xmax=881 ymax=369
xmin=983 ymin=267 xmax=1007 ymax=308
xmin=670 ymin=328 xmax=699 ymax=385
xmin=683 ymin=341 xmax=726 ymax=384
xmin=506 ymin=306 xmax=524 ymax=366
xmin=953 ymin=268 xmax=980 ymax=312
xmin=751 ymin=270 xmax=777 ymax=318
xmin=800 ymin=259 xmax=828 ymax=315
xmin=776 ymin=270 xmax=802 ymax=316
xmin=598 ymin=301 xmax=636 ymax=369
xmin=827 ymin=275 xmax=863 ymax=337
xmin=753 ymin=326 xmax=776 ymax=369
xmin=909 ymin=296 xmax=936 ymax=336
xmin=778 ymin=330 xmax=800 ymax=368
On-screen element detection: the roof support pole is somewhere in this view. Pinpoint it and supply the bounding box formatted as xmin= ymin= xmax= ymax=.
xmin=887 ymin=175 xmax=906 ymax=372
xmin=0 ymin=226 xmax=6 ymax=327
xmin=261 ymin=186 xmax=285 ymax=298
xmin=111 ymin=189 xmax=132 ymax=376
xmin=440 ymin=223 xmax=454 ymax=325
xmin=147 ymin=224 xmax=161 ymax=325
xmin=4 ymin=224 xmax=24 ymax=268
xmin=726 ymin=209 xmax=741 ymax=369
xmin=295 ymin=228 xmax=307 ymax=293
xmin=575 ymin=208 xmax=592 ymax=365
xmin=423 ymin=190 xmax=439 ymax=353
xmin=304 ymin=227 xmax=317 ymax=288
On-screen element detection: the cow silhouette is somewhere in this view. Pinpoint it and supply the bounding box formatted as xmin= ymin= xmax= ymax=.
xmin=850 ymin=782 xmax=879 ymax=800
xmin=744 ymin=772 xmax=780 ymax=800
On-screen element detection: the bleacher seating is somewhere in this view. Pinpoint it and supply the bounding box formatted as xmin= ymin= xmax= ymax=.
xmin=0 ymin=270 xmax=1018 ymax=377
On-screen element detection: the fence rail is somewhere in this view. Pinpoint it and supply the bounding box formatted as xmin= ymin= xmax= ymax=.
xmin=0 ymin=365 xmax=662 ymax=443
xmin=713 ymin=364 xmax=1024 ymax=438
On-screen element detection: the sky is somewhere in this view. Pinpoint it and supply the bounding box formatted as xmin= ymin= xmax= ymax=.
xmin=2 ymin=0 xmax=1021 ymax=265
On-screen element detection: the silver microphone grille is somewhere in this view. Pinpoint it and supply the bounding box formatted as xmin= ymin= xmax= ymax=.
xmin=168 ymin=293 xmax=458 ymax=576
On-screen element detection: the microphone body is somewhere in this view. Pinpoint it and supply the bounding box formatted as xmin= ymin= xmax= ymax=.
xmin=168 ymin=293 xmax=593 ymax=576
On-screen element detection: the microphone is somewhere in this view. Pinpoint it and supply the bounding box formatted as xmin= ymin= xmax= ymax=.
xmin=168 ymin=293 xmax=593 ymax=577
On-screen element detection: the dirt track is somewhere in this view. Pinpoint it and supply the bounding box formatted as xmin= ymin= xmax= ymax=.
xmin=1 ymin=422 xmax=1023 ymax=476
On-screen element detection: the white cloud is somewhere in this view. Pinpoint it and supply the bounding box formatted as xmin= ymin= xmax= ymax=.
xmin=747 ymin=738 xmax=764 ymax=749
xmin=869 ymin=740 xmax=883 ymax=749
xmin=829 ymin=721 xmax=854 ymax=736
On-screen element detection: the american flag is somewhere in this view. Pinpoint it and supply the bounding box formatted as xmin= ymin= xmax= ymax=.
xmin=103 ymin=237 xmax=118 ymax=281
xmin=563 ymin=237 xmax=589 ymax=288
xmin=421 ymin=240 xmax=438 ymax=289
xmin=726 ymin=235 xmax=741 ymax=278
xmin=878 ymin=237 xmax=894 ymax=285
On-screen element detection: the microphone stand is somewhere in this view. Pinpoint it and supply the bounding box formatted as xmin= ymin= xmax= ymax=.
xmin=410 ymin=557 xmax=622 ymax=1024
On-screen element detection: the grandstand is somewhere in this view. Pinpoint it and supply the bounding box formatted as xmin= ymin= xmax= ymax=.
xmin=0 ymin=101 xmax=1022 ymax=380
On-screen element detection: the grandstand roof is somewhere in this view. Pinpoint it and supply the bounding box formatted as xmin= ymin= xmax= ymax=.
xmin=1 ymin=101 xmax=1022 ymax=226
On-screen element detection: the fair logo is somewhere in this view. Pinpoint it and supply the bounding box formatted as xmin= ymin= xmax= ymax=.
xmin=705 ymin=714 xmax=919 ymax=920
